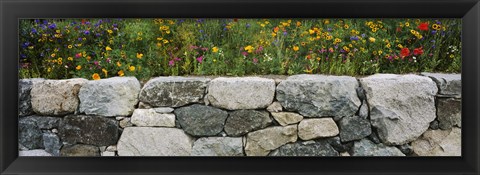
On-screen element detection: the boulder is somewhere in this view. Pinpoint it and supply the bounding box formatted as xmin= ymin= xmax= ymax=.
xmin=19 ymin=149 xmax=52 ymax=156
xmin=276 ymin=74 xmax=361 ymax=117
xmin=271 ymin=112 xmax=303 ymax=126
xmin=421 ymin=72 xmax=461 ymax=97
xmin=60 ymin=144 xmax=100 ymax=156
xmin=360 ymin=74 xmax=437 ymax=145
xmin=338 ymin=115 xmax=372 ymax=142
xmin=130 ymin=109 xmax=175 ymax=127
xmin=436 ymin=98 xmax=461 ymax=129
xmin=19 ymin=115 xmax=62 ymax=130
xmin=205 ymin=77 xmax=275 ymax=110
xmin=411 ymin=128 xmax=461 ymax=156
xmin=59 ymin=115 xmax=119 ymax=146
xmin=175 ymin=104 xmax=228 ymax=136
xmin=266 ymin=102 xmax=283 ymax=112
xmin=224 ymin=110 xmax=272 ymax=136
xmin=268 ymin=140 xmax=339 ymax=156
xmin=326 ymin=137 xmax=354 ymax=152
xmin=18 ymin=118 xmax=43 ymax=149
xmin=43 ymin=132 xmax=62 ymax=156
xmin=79 ymin=77 xmax=141 ymax=116
xmin=19 ymin=78 xmax=44 ymax=116
xmin=191 ymin=137 xmax=244 ymax=156
xmin=117 ymin=127 xmax=194 ymax=156
xmin=358 ymin=100 xmax=369 ymax=119
xmin=139 ymin=77 xmax=210 ymax=107
xmin=153 ymin=107 xmax=175 ymax=113
xmin=298 ymin=118 xmax=339 ymax=140
xmin=350 ymin=139 xmax=405 ymax=156
xmin=245 ymin=125 xmax=298 ymax=156
xmin=31 ymin=78 xmax=88 ymax=115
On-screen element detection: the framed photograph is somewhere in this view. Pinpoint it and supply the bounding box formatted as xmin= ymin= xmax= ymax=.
xmin=1 ymin=0 xmax=479 ymax=174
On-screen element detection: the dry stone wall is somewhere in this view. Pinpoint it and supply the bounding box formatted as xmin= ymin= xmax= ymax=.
xmin=18 ymin=73 xmax=461 ymax=156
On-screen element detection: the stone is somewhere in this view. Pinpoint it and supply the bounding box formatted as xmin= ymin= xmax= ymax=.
xmin=106 ymin=145 xmax=117 ymax=152
xmin=191 ymin=137 xmax=244 ymax=156
xmin=119 ymin=118 xmax=133 ymax=128
xmin=360 ymin=74 xmax=438 ymax=145
xmin=224 ymin=110 xmax=272 ymax=136
xmin=340 ymin=152 xmax=351 ymax=156
xmin=175 ymin=104 xmax=228 ymax=136
xmin=326 ymin=137 xmax=354 ymax=152
xmin=138 ymin=102 xmax=152 ymax=109
xmin=350 ymin=139 xmax=405 ymax=156
xmin=268 ymin=140 xmax=339 ymax=156
xmin=101 ymin=151 xmax=116 ymax=156
xmin=205 ymin=77 xmax=275 ymax=110
xmin=421 ymin=72 xmax=461 ymax=97
xmin=18 ymin=118 xmax=44 ymax=149
xmin=437 ymin=98 xmax=461 ymax=129
xmin=43 ymin=132 xmax=62 ymax=156
xmin=358 ymin=100 xmax=369 ymax=119
xmin=298 ymin=118 xmax=339 ymax=140
xmin=59 ymin=115 xmax=119 ymax=146
xmin=31 ymin=78 xmax=88 ymax=115
xmin=153 ymin=107 xmax=175 ymax=113
xmin=429 ymin=120 xmax=440 ymax=130
xmin=19 ymin=78 xmax=44 ymax=116
xmin=60 ymin=144 xmax=100 ymax=156
xmin=338 ymin=115 xmax=372 ymax=142
xmin=276 ymin=74 xmax=360 ymax=117
xmin=267 ymin=102 xmax=283 ymax=112
xmin=130 ymin=109 xmax=175 ymax=127
xmin=271 ymin=112 xmax=303 ymax=126
xmin=79 ymin=77 xmax=141 ymax=117
xmin=139 ymin=77 xmax=210 ymax=107
xmin=411 ymin=128 xmax=461 ymax=156
xmin=117 ymin=127 xmax=194 ymax=156
xmin=19 ymin=115 xmax=62 ymax=130
xmin=396 ymin=143 xmax=413 ymax=155
xmin=245 ymin=125 xmax=298 ymax=156
xmin=19 ymin=149 xmax=52 ymax=156
xmin=368 ymin=132 xmax=381 ymax=144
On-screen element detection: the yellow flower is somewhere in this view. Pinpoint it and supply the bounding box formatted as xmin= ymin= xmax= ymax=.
xmin=334 ymin=38 xmax=341 ymax=43
xmin=157 ymin=37 xmax=163 ymax=41
xmin=166 ymin=30 xmax=171 ymax=34
xmin=212 ymin=47 xmax=219 ymax=53
xmin=378 ymin=50 xmax=383 ymax=55
xmin=117 ymin=62 xmax=122 ymax=67
xmin=106 ymin=46 xmax=112 ymax=51
xmin=260 ymin=23 xmax=266 ymax=27
xmin=324 ymin=19 xmax=330 ymax=24
xmin=68 ymin=45 xmax=73 ymax=49
xmin=57 ymin=60 xmax=62 ymax=65
xmin=244 ymin=45 xmax=254 ymax=53
xmin=449 ymin=54 xmax=454 ymax=58
xmin=156 ymin=43 xmax=162 ymax=47
xmin=386 ymin=44 xmax=391 ymax=48
xmin=432 ymin=24 xmax=441 ymax=30
xmin=372 ymin=28 xmax=378 ymax=32
xmin=51 ymin=53 xmax=56 ymax=58
xmin=293 ymin=46 xmax=299 ymax=52
xmin=137 ymin=37 xmax=143 ymax=41
xmin=76 ymin=65 xmax=81 ymax=70
xmin=405 ymin=22 xmax=410 ymax=27
xmin=92 ymin=73 xmax=101 ymax=80
xmin=397 ymin=44 xmax=403 ymax=48
xmin=296 ymin=21 xmax=301 ymax=27
xmin=369 ymin=37 xmax=376 ymax=42
xmin=136 ymin=53 xmax=144 ymax=59
xmin=326 ymin=35 xmax=333 ymax=40
xmin=47 ymin=67 xmax=52 ymax=72
xmin=118 ymin=70 xmax=125 ymax=76
xmin=107 ymin=30 xmax=113 ymax=34
xmin=129 ymin=66 xmax=135 ymax=72
xmin=57 ymin=57 xmax=63 ymax=61
xmin=301 ymin=42 xmax=306 ymax=46
xmin=56 ymin=30 xmax=61 ymax=33
xmin=163 ymin=39 xmax=169 ymax=44
xmin=309 ymin=29 xmax=315 ymax=35
xmin=344 ymin=24 xmax=349 ymax=29
xmin=102 ymin=68 xmax=108 ymax=77
xmin=68 ymin=57 xmax=73 ymax=61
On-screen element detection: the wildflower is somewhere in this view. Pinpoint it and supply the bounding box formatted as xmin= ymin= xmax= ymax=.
xmin=344 ymin=24 xmax=349 ymax=29
xmin=84 ymin=30 xmax=90 ymax=35
xmin=68 ymin=45 xmax=73 ymax=49
xmin=212 ymin=47 xmax=219 ymax=53
xmin=47 ymin=67 xmax=52 ymax=72
xmin=293 ymin=46 xmax=300 ymax=52
xmin=334 ymin=38 xmax=341 ymax=43
xmin=163 ymin=39 xmax=169 ymax=44
xmin=168 ymin=60 xmax=175 ymax=66
xmin=118 ymin=70 xmax=124 ymax=76
xmin=129 ymin=66 xmax=135 ymax=71
xmin=301 ymin=42 xmax=306 ymax=46
xmin=405 ymin=22 xmax=410 ymax=27
xmin=400 ymin=48 xmax=410 ymax=57
xmin=76 ymin=65 xmax=81 ymax=70
xmin=368 ymin=37 xmax=376 ymax=42
xmin=244 ymin=45 xmax=254 ymax=53
xmin=136 ymin=53 xmax=144 ymax=59
xmin=418 ymin=22 xmax=429 ymax=31
xmin=253 ymin=58 xmax=258 ymax=64
xmin=449 ymin=54 xmax=455 ymax=58
xmin=432 ymin=24 xmax=441 ymax=30
xmin=92 ymin=73 xmax=101 ymax=80
xmin=386 ymin=43 xmax=391 ymax=48
xmin=296 ymin=21 xmax=301 ymax=27
xmin=309 ymin=29 xmax=315 ymax=35
xmin=68 ymin=57 xmax=73 ymax=61
xmin=102 ymin=68 xmax=108 ymax=77
xmin=107 ymin=29 xmax=113 ymax=34
xmin=196 ymin=56 xmax=204 ymax=63
xmin=106 ymin=46 xmax=112 ymax=51
xmin=413 ymin=47 xmax=424 ymax=55
xmin=51 ymin=53 xmax=56 ymax=58
xmin=75 ymin=53 xmax=82 ymax=58
xmin=397 ymin=44 xmax=403 ymax=48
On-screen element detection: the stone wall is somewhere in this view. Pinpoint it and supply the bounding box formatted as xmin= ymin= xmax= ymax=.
xmin=18 ymin=73 xmax=461 ymax=156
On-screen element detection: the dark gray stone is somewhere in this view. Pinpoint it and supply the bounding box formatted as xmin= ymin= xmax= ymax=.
xmin=326 ymin=137 xmax=354 ymax=152
xmin=18 ymin=119 xmax=43 ymax=149
xmin=60 ymin=144 xmax=100 ymax=156
xmin=338 ymin=115 xmax=372 ymax=142
xmin=19 ymin=79 xmax=44 ymax=116
xmin=368 ymin=132 xmax=381 ymax=144
xmin=429 ymin=120 xmax=440 ymax=130
xmin=19 ymin=116 xmax=62 ymax=130
xmin=358 ymin=100 xmax=369 ymax=119
xmin=356 ymin=86 xmax=367 ymax=101
xmin=59 ymin=115 xmax=119 ymax=146
xmin=269 ymin=140 xmax=339 ymax=156
xmin=396 ymin=143 xmax=413 ymax=155
xmin=43 ymin=132 xmax=62 ymax=156
xmin=421 ymin=72 xmax=461 ymax=97
xmin=174 ymin=104 xmax=228 ymax=136
xmin=224 ymin=110 xmax=272 ymax=136
xmin=350 ymin=139 xmax=405 ymax=156
xmin=437 ymin=98 xmax=461 ymax=130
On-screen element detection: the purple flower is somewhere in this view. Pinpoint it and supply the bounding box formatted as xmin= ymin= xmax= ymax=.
xmin=113 ymin=23 xmax=118 ymax=28
xmin=283 ymin=31 xmax=288 ymax=36
xmin=106 ymin=58 xmax=111 ymax=63
xmin=48 ymin=23 xmax=56 ymax=29
xmin=246 ymin=23 xmax=251 ymax=28
xmin=85 ymin=22 xmax=91 ymax=25
xmin=21 ymin=54 xmax=26 ymax=58
xmin=350 ymin=36 xmax=359 ymax=41
xmin=361 ymin=33 xmax=366 ymax=38
xmin=174 ymin=57 xmax=181 ymax=61
xmin=34 ymin=19 xmax=40 ymax=23
xmin=196 ymin=56 xmax=204 ymax=63
xmin=84 ymin=30 xmax=90 ymax=35
xmin=31 ymin=28 xmax=37 ymax=34
xmin=169 ymin=60 xmax=175 ymax=66
xmin=327 ymin=28 xmax=332 ymax=32
xmin=94 ymin=61 xmax=99 ymax=65
xmin=255 ymin=46 xmax=264 ymax=54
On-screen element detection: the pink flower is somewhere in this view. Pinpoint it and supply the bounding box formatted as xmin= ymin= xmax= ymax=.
xmin=174 ymin=57 xmax=181 ymax=61
xmin=94 ymin=61 xmax=99 ymax=65
xmin=168 ymin=60 xmax=175 ymax=66
xmin=255 ymin=46 xmax=264 ymax=54
xmin=241 ymin=52 xmax=248 ymax=56
xmin=196 ymin=55 xmax=203 ymax=63
xmin=253 ymin=58 xmax=258 ymax=64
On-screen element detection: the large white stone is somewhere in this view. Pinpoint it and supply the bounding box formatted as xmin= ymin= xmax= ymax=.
xmin=130 ymin=109 xmax=175 ymax=127
xmin=19 ymin=149 xmax=53 ymax=156
xmin=411 ymin=127 xmax=461 ymax=156
xmin=245 ymin=125 xmax=298 ymax=156
xmin=298 ymin=118 xmax=339 ymax=140
xmin=31 ymin=78 xmax=88 ymax=115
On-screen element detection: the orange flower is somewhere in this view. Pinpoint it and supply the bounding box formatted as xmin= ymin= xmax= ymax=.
xmin=118 ymin=70 xmax=124 ymax=76
xmin=92 ymin=73 xmax=101 ymax=80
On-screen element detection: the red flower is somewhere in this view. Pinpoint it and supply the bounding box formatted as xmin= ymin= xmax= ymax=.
xmin=414 ymin=47 xmax=424 ymax=55
xmin=400 ymin=48 xmax=410 ymax=57
xmin=418 ymin=22 xmax=429 ymax=31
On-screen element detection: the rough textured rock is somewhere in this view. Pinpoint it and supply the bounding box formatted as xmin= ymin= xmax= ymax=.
xmin=153 ymin=107 xmax=175 ymax=113
xmin=437 ymin=98 xmax=461 ymax=129
xmin=267 ymin=102 xmax=283 ymax=112
xmin=276 ymin=74 xmax=361 ymax=117
xmin=31 ymin=78 xmax=88 ymax=115
xmin=269 ymin=140 xmax=339 ymax=156
xmin=206 ymin=77 xmax=275 ymax=110
xmin=411 ymin=128 xmax=461 ymax=156
xmin=396 ymin=143 xmax=413 ymax=155
xmin=131 ymin=109 xmax=175 ymax=127
xmin=358 ymin=100 xmax=369 ymax=119
xmin=59 ymin=115 xmax=119 ymax=146
xmin=43 ymin=132 xmax=62 ymax=156
xmin=298 ymin=118 xmax=339 ymax=140
xmin=117 ymin=127 xmax=194 ymax=156
xmin=338 ymin=115 xmax=372 ymax=142
xmin=326 ymin=137 xmax=354 ymax=152
xmin=139 ymin=77 xmax=210 ymax=107
xmin=19 ymin=78 xmax=44 ymax=116
xmin=175 ymin=104 xmax=228 ymax=136
xmin=19 ymin=118 xmax=44 ymax=149
xmin=119 ymin=118 xmax=133 ymax=128
xmin=79 ymin=77 xmax=141 ymax=116
xmin=19 ymin=149 xmax=52 ymax=156
xmin=60 ymin=144 xmax=100 ymax=156
xmin=245 ymin=125 xmax=297 ymax=156
xmin=368 ymin=132 xmax=381 ymax=144
xmin=19 ymin=116 xmax=62 ymax=130
xmin=191 ymin=137 xmax=244 ymax=156
xmin=271 ymin=112 xmax=303 ymax=126
xmin=350 ymin=139 xmax=405 ymax=156
xmin=429 ymin=120 xmax=440 ymax=130
xmin=360 ymin=74 xmax=438 ymax=145
xmin=224 ymin=110 xmax=272 ymax=136
xmin=421 ymin=72 xmax=461 ymax=97
xmin=101 ymin=151 xmax=116 ymax=156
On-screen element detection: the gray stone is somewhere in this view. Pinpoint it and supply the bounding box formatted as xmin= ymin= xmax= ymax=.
xmin=18 ymin=118 xmax=44 ymax=149
xmin=224 ymin=110 xmax=272 ymax=136
xmin=19 ymin=115 xmax=62 ymax=130
xmin=19 ymin=149 xmax=52 ymax=156
xmin=276 ymin=74 xmax=361 ymax=117
xmin=368 ymin=132 xmax=381 ymax=144
xmin=351 ymin=139 xmax=405 ymax=156
xmin=360 ymin=74 xmax=438 ymax=145
xmin=429 ymin=120 xmax=440 ymax=130
xmin=117 ymin=127 xmax=194 ymax=156
xmin=411 ymin=128 xmax=461 ymax=156
xmin=271 ymin=112 xmax=303 ymax=126
xmin=358 ymin=100 xmax=369 ymax=119
xmin=206 ymin=77 xmax=275 ymax=110
xmin=175 ymin=104 xmax=228 ymax=136
xmin=298 ymin=118 xmax=339 ymax=140
xmin=79 ymin=77 xmax=141 ymax=116
xmin=60 ymin=144 xmax=100 ymax=156
xmin=326 ymin=137 xmax=354 ymax=152
xmin=31 ymin=78 xmax=88 ymax=115
xmin=59 ymin=115 xmax=119 ymax=146
xmin=130 ymin=109 xmax=175 ymax=127
xmin=19 ymin=78 xmax=44 ymax=116
xmin=191 ymin=137 xmax=244 ymax=156
xmin=267 ymin=102 xmax=283 ymax=112
xmin=139 ymin=77 xmax=210 ymax=107
xmin=119 ymin=117 xmax=133 ymax=128
xmin=138 ymin=102 xmax=152 ymax=109
xmin=43 ymin=132 xmax=62 ymax=156
xmin=338 ymin=115 xmax=372 ymax=142
xmin=437 ymin=98 xmax=461 ymax=129
xmin=101 ymin=151 xmax=116 ymax=156
xmin=421 ymin=72 xmax=461 ymax=97
xmin=106 ymin=145 xmax=117 ymax=152
xmin=245 ymin=125 xmax=298 ymax=156
xmin=269 ymin=140 xmax=339 ymax=156
xmin=340 ymin=152 xmax=351 ymax=156
xmin=396 ymin=143 xmax=413 ymax=155
xmin=153 ymin=107 xmax=175 ymax=113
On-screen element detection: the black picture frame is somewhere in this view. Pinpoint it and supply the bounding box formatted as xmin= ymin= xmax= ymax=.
xmin=1 ymin=0 xmax=479 ymax=174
